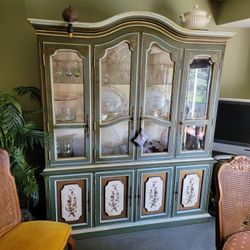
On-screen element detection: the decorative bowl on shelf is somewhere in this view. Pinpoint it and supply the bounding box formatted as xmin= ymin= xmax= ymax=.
xmin=180 ymin=5 xmax=211 ymax=30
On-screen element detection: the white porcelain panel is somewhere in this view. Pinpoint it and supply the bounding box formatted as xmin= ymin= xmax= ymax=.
xmin=61 ymin=184 xmax=82 ymax=221
xmin=145 ymin=177 xmax=163 ymax=212
xmin=105 ymin=180 xmax=124 ymax=216
xmin=181 ymin=174 xmax=200 ymax=208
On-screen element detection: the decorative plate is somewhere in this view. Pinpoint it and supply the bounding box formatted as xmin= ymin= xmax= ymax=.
xmin=101 ymin=86 xmax=128 ymax=116
xmin=145 ymin=87 xmax=168 ymax=117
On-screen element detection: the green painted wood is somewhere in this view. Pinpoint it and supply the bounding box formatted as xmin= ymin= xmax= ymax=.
xmin=172 ymin=164 xmax=211 ymax=217
xmin=136 ymin=166 xmax=174 ymax=221
xmin=93 ymin=33 xmax=139 ymax=163
xmin=176 ymin=49 xmax=223 ymax=158
xmin=48 ymin=173 xmax=93 ymax=229
xmin=137 ymin=33 xmax=183 ymax=161
xmin=95 ymin=170 xmax=134 ymax=226
xmin=42 ymin=42 xmax=92 ymax=166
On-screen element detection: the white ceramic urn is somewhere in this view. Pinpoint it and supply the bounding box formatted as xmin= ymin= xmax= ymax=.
xmin=180 ymin=5 xmax=211 ymax=30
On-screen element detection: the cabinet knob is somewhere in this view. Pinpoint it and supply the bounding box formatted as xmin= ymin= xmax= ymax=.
xmin=86 ymin=114 xmax=90 ymax=137
xmin=139 ymin=106 xmax=144 ymax=128
xmin=131 ymin=106 xmax=135 ymax=130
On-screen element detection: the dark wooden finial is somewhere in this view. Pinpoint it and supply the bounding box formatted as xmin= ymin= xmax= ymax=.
xmin=62 ymin=5 xmax=77 ymax=22
xmin=62 ymin=6 xmax=77 ymax=38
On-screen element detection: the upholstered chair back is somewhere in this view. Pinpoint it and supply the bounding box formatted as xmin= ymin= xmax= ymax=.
xmin=0 ymin=149 xmax=21 ymax=237
xmin=216 ymin=156 xmax=250 ymax=249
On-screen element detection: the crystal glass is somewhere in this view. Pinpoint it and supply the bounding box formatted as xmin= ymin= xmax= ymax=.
xmin=144 ymin=44 xmax=174 ymax=120
xmin=100 ymin=42 xmax=131 ymax=121
xmin=51 ymin=50 xmax=84 ymax=123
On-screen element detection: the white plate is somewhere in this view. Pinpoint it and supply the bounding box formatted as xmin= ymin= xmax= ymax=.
xmin=101 ymin=86 xmax=128 ymax=114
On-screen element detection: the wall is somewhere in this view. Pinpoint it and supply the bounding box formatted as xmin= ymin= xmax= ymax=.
xmin=216 ymin=0 xmax=250 ymax=24
xmin=0 ymin=0 xmax=249 ymax=98
xmin=213 ymin=0 xmax=250 ymax=99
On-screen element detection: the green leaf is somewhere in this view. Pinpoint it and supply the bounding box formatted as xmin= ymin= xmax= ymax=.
xmin=0 ymin=90 xmax=46 ymax=207
xmin=14 ymin=86 xmax=41 ymax=105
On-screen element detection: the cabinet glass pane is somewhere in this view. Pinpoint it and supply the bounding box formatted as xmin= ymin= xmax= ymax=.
xmin=100 ymin=86 xmax=129 ymax=122
xmin=100 ymin=42 xmax=131 ymax=85
xmin=182 ymin=125 xmax=206 ymax=151
xmin=51 ymin=50 xmax=84 ymax=124
xmin=100 ymin=42 xmax=131 ymax=120
xmin=55 ymin=128 xmax=86 ymax=159
xmin=143 ymin=121 xmax=169 ymax=154
xmin=185 ymin=58 xmax=212 ymax=120
xmin=145 ymin=45 xmax=174 ymax=120
xmin=100 ymin=121 xmax=129 ymax=156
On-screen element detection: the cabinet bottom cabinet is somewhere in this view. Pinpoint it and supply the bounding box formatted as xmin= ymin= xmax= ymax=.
xmin=95 ymin=170 xmax=134 ymax=226
xmin=136 ymin=167 xmax=174 ymax=221
xmin=173 ymin=164 xmax=211 ymax=216
xmin=47 ymin=173 xmax=92 ymax=229
xmin=46 ymin=164 xmax=212 ymax=237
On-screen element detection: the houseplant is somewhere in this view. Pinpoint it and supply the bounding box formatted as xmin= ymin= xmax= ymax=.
xmin=0 ymin=87 xmax=46 ymax=210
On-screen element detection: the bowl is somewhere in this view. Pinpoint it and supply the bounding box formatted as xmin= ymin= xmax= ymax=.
xmin=180 ymin=5 xmax=211 ymax=30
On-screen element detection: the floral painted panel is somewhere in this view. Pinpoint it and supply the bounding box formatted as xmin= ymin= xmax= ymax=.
xmin=145 ymin=177 xmax=163 ymax=212
xmin=61 ymin=184 xmax=82 ymax=221
xmin=105 ymin=180 xmax=124 ymax=216
xmin=181 ymin=174 xmax=200 ymax=208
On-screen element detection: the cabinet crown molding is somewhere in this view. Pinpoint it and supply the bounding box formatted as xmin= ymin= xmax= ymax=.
xmin=28 ymin=11 xmax=235 ymax=43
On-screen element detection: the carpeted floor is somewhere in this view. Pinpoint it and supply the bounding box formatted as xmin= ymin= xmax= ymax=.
xmin=75 ymin=217 xmax=215 ymax=250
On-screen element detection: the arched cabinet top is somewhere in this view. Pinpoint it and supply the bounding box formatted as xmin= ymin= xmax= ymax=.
xmin=28 ymin=11 xmax=234 ymax=44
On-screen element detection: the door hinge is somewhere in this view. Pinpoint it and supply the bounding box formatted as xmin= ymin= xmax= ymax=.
xmin=129 ymin=186 xmax=132 ymax=207
xmin=42 ymin=53 xmax=45 ymax=67
xmin=137 ymin=186 xmax=140 ymax=207
xmin=174 ymin=189 xmax=179 ymax=202
xmin=87 ymin=190 xmax=91 ymax=212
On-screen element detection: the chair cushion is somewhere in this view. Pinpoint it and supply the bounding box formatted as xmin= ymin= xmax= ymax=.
xmin=223 ymin=230 xmax=250 ymax=250
xmin=0 ymin=220 xmax=71 ymax=250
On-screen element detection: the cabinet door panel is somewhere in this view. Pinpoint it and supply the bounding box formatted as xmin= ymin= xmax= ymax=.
xmin=94 ymin=34 xmax=139 ymax=162
xmin=43 ymin=43 xmax=91 ymax=165
xmin=173 ymin=165 xmax=211 ymax=216
xmin=49 ymin=173 xmax=92 ymax=228
xmin=177 ymin=50 xmax=222 ymax=157
xmin=95 ymin=170 xmax=134 ymax=225
xmin=136 ymin=167 xmax=173 ymax=220
xmin=137 ymin=33 xmax=182 ymax=160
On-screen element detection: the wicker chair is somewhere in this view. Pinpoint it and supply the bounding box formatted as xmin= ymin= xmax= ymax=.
xmin=215 ymin=155 xmax=250 ymax=250
xmin=0 ymin=149 xmax=75 ymax=250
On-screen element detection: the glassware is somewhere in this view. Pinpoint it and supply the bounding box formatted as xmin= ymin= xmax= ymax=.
xmin=57 ymin=136 xmax=73 ymax=158
xmin=54 ymin=95 xmax=78 ymax=121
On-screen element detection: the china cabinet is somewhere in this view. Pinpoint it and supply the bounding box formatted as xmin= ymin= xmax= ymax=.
xmin=28 ymin=11 xmax=233 ymax=237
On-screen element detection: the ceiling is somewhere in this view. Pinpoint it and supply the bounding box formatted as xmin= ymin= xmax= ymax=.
xmin=219 ymin=18 xmax=250 ymax=28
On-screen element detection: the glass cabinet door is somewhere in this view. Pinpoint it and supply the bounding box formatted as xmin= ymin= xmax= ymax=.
xmin=138 ymin=34 xmax=182 ymax=159
xmin=43 ymin=43 xmax=91 ymax=164
xmin=177 ymin=50 xmax=222 ymax=157
xmin=94 ymin=34 xmax=139 ymax=161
